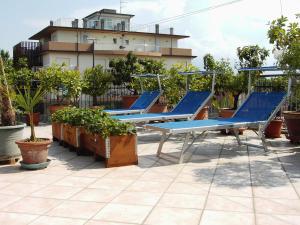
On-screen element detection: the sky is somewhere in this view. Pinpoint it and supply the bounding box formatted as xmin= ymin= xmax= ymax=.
xmin=0 ymin=0 xmax=299 ymax=68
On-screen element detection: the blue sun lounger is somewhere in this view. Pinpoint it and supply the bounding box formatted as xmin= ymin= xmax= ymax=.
xmin=104 ymin=74 xmax=163 ymax=115
xmin=104 ymin=90 xmax=161 ymax=115
xmin=112 ymin=71 xmax=216 ymax=123
xmin=145 ymin=66 xmax=292 ymax=163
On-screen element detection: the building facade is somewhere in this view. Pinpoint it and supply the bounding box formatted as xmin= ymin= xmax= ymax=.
xmin=14 ymin=9 xmax=196 ymax=71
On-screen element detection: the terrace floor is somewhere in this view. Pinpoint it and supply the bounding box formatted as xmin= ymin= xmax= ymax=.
xmin=0 ymin=125 xmax=300 ymax=225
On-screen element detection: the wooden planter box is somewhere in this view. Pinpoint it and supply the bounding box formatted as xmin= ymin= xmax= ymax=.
xmin=62 ymin=124 xmax=81 ymax=150
xmin=52 ymin=122 xmax=63 ymax=141
xmin=81 ymin=130 xmax=138 ymax=168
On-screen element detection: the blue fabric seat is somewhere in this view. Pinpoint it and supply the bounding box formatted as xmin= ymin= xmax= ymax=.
xmin=113 ymin=91 xmax=212 ymax=122
xmin=104 ymin=90 xmax=161 ymax=115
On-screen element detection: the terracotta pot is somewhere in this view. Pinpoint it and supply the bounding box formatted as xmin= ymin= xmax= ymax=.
xmin=219 ymin=108 xmax=245 ymax=135
xmin=265 ymin=119 xmax=283 ymax=138
xmin=15 ymin=138 xmax=52 ymax=164
xmin=195 ymin=106 xmax=209 ymax=120
xmin=25 ymin=113 xmax=40 ymax=126
xmin=48 ymin=105 xmax=67 ymax=115
xmin=283 ymin=111 xmax=300 ymax=143
xmin=121 ymin=95 xmax=139 ymax=109
xmin=148 ymin=103 xmax=168 ymax=113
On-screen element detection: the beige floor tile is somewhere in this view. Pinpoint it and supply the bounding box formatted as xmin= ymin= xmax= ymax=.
xmin=0 ymin=194 xmax=22 ymax=209
xmin=93 ymin=203 xmax=152 ymax=224
xmin=0 ymin=212 xmax=38 ymax=225
xmin=88 ymin=178 xmax=134 ymax=190
xmin=126 ymin=180 xmax=170 ymax=193
xmin=174 ymin=173 xmax=213 ymax=184
xmin=210 ymin=183 xmax=252 ymax=197
xmin=256 ymin=213 xmax=300 ymax=225
xmin=0 ymin=173 xmax=28 ymax=183
xmin=167 ymin=182 xmax=210 ymax=195
xmin=206 ymin=195 xmax=253 ymax=213
xmin=255 ymin=198 xmax=300 ymax=215
xmin=29 ymin=215 xmax=85 ymax=225
xmin=200 ymin=210 xmax=255 ymax=225
xmin=43 ymin=165 xmax=74 ymax=175
xmin=0 ymin=183 xmax=45 ymax=196
xmin=19 ymin=174 xmax=65 ymax=185
xmin=86 ymin=221 xmax=135 ymax=225
xmin=71 ymin=188 xmax=121 ymax=202
xmin=0 ymin=182 xmax=10 ymax=188
xmin=3 ymin=197 xmax=61 ymax=215
xmin=138 ymin=171 xmax=175 ymax=182
xmin=72 ymin=168 xmax=111 ymax=178
xmin=145 ymin=206 xmax=201 ymax=225
xmin=30 ymin=185 xmax=82 ymax=199
xmin=158 ymin=193 xmax=206 ymax=209
xmin=47 ymin=200 xmax=105 ymax=219
xmin=54 ymin=176 xmax=97 ymax=187
xmin=253 ymin=185 xmax=299 ymax=199
xmin=112 ymin=191 xmax=162 ymax=206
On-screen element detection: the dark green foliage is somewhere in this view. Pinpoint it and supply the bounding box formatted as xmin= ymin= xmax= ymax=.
xmin=237 ymin=45 xmax=269 ymax=69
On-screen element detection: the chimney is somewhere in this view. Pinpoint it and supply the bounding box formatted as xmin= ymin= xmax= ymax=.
xmin=155 ymin=24 xmax=159 ymax=34
xmin=170 ymin=27 xmax=174 ymax=35
xmin=50 ymin=20 xmax=54 ymax=26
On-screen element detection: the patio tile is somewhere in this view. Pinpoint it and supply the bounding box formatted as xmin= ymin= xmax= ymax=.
xmin=145 ymin=206 xmax=201 ymax=225
xmin=47 ymin=200 xmax=105 ymax=219
xmin=86 ymin=221 xmax=136 ymax=225
xmin=167 ymin=182 xmax=210 ymax=195
xmin=0 ymin=182 xmax=11 ymax=188
xmin=93 ymin=203 xmax=152 ymax=224
xmin=30 ymin=185 xmax=82 ymax=199
xmin=255 ymin=198 xmax=300 ymax=215
xmin=0 ymin=194 xmax=22 ymax=209
xmin=253 ymin=185 xmax=299 ymax=199
xmin=209 ymin=184 xmax=253 ymax=197
xmin=0 ymin=173 xmax=28 ymax=183
xmin=126 ymin=180 xmax=170 ymax=193
xmin=88 ymin=178 xmax=135 ymax=190
xmin=0 ymin=183 xmax=45 ymax=196
xmin=29 ymin=216 xmax=85 ymax=225
xmin=112 ymin=191 xmax=162 ymax=206
xmin=43 ymin=165 xmax=74 ymax=175
xmin=19 ymin=174 xmax=65 ymax=185
xmin=175 ymin=173 xmax=213 ymax=184
xmin=256 ymin=213 xmax=300 ymax=225
xmin=53 ymin=176 xmax=97 ymax=187
xmin=158 ymin=193 xmax=206 ymax=209
xmin=2 ymin=197 xmax=61 ymax=215
xmin=0 ymin=212 xmax=38 ymax=225
xmin=199 ymin=210 xmax=255 ymax=225
xmin=205 ymin=195 xmax=253 ymax=213
xmin=71 ymin=188 xmax=121 ymax=202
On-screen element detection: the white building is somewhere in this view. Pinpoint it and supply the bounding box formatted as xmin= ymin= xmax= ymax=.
xmin=14 ymin=9 xmax=196 ymax=71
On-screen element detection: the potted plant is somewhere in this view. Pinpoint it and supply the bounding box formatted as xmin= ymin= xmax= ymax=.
xmin=268 ymin=15 xmax=300 ymax=143
xmin=14 ymin=86 xmax=52 ymax=169
xmin=0 ymin=55 xmax=27 ymax=164
xmin=86 ymin=116 xmax=138 ymax=168
xmin=82 ymin=65 xmax=113 ymax=106
xmin=37 ymin=64 xmax=82 ymax=114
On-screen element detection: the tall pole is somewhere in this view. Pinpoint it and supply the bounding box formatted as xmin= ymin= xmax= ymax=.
xmin=92 ymin=40 xmax=95 ymax=68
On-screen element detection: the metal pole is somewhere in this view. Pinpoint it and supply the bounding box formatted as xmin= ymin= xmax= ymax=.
xmin=92 ymin=40 xmax=95 ymax=68
xmin=247 ymin=70 xmax=251 ymax=96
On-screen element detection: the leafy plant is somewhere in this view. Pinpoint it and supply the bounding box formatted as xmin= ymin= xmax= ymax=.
xmin=0 ymin=56 xmax=16 ymax=126
xmin=82 ymin=65 xmax=113 ymax=106
xmin=15 ymin=86 xmax=45 ymax=141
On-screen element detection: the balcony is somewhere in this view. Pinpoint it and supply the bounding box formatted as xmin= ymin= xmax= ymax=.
xmin=42 ymin=42 xmax=93 ymax=52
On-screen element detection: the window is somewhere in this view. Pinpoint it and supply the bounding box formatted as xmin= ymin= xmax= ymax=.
xmin=125 ymin=40 xmax=129 ymax=45
xmin=113 ymin=38 xmax=117 ymax=44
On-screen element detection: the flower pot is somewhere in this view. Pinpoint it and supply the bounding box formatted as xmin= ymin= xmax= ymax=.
xmin=52 ymin=122 xmax=63 ymax=141
xmin=195 ymin=106 xmax=209 ymax=120
xmin=265 ymin=119 xmax=283 ymax=138
xmin=62 ymin=124 xmax=81 ymax=150
xmin=283 ymin=111 xmax=300 ymax=143
xmin=92 ymin=134 xmax=138 ymax=168
xmin=148 ymin=103 xmax=168 ymax=113
xmin=219 ymin=108 xmax=245 ymax=135
xmin=0 ymin=123 xmax=26 ymax=163
xmin=15 ymin=138 xmax=52 ymax=165
xmin=48 ymin=105 xmax=67 ymax=115
xmin=25 ymin=113 xmax=40 ymax=126
xmin=121 ymin=95 xmax=139 ymax=109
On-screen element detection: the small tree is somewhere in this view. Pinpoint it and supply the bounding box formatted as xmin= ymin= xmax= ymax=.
xmin=82 ymin=65 xmax=113 ymax=106
xmin=0 ymin=56 xmax=16 ymax=126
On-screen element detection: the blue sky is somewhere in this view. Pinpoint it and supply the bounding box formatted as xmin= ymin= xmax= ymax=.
xmin=1 ymin=0 xmax=299 ymax=67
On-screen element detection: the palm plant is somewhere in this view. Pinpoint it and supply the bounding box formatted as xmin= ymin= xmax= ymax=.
xmin=15 ymin=86 xmax=45 ymax=141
